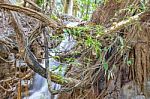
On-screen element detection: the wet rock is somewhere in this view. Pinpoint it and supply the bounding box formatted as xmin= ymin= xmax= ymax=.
xmin=131 ymin=95 xmax=145 ymax=99
xmin=144 ymin=81 xmax=150 ymax=98
xmin=121 ymin=81 xmax=140 ymax=99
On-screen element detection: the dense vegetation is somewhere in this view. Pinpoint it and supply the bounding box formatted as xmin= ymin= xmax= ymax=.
xmin=0 ymin=0 xmax=150 ymax=99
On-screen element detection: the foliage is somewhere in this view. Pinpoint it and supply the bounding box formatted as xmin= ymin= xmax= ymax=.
xmin=0 ymin=0 xmax=150 ymax=99
xmin=34 ymin=0 xmax=102 ymax=20
xmin=76 ymin=0 xmax=99 ymax=20
xmin=36 ymin=0 xmax=44 ymax=6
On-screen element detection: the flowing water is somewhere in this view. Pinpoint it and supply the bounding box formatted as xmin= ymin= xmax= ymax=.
xmin=8 ymin=1 xmax=78 ymax=98
xmin=26 ymin=22 xmax=78 ymax=99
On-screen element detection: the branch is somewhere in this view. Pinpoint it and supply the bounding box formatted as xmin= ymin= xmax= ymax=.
xmin=3 ymin=3 xmax=79 ymax=86
xmin=104 ymin=11 xmax=150 ymax=34
xmin=25 ymin=48 xmax=79 ymax=85
xmin=10 ymin=12 xmax=25 ymax=57
xmin=0 ymin=3 xmax=58 ymax=28
xmin=105 ymin=13 xmax=139 ymax=33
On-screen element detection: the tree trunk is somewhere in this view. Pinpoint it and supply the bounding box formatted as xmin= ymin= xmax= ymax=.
xmin=58 ymin=0 xmax=150 ymax=99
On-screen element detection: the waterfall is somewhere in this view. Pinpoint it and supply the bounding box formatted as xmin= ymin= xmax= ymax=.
xmin=8 ymin=1 xmax=79 ymax=98
xmin=25 ymin=22 xmax=78 ymax=99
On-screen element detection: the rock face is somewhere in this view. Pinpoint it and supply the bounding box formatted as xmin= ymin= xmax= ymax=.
xmin=131 ymin=95 xmax=145 ymax=99
xmin=120 ymin=81 xmax=150 ymax=99
xmin=120 ymin=81 xmax=140 ymax=99
xmin=144 ymin=81 xmax=150 ymax=98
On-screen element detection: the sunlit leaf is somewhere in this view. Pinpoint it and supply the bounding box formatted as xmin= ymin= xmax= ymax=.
xmin=103 ymin=62 xmax=108 ymax=71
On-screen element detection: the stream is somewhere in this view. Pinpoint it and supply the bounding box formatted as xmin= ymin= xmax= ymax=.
xmin=8 ymin=1 xmax=78 ymax=98
xmin=24 ymin=22 xmax=78 ymax=99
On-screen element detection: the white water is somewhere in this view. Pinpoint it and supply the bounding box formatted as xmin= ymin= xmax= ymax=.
xmin=26 ymin=22 xmax=79 ymax=99
xmin=8 ymin=1 xmax=79 ymax=97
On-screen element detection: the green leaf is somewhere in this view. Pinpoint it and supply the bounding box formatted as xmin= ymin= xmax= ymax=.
xmin=36 ymin=0 xmax=44 ymax=6
xmin=63 ymin=29 xmax=68 ymax=33
xmin=53 ymin=56 xmax=60 ymax=60
xmin=127 ymin=60 xmax=132 ymax=66
xmin=103 ymin=62 xmax=108 ymax=71
xmin=85 ymin=36 xmax=93 ymax=47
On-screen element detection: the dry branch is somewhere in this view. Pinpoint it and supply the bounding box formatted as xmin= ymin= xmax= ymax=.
xmin=26 ymin=48 xmax=79 ymax=85
xmin=102 ymin=11 xmax=149 ymax=34
xmin=0 ymin=3 xmax=58 ymax=28
xmin=0 ymin=2 xmax=80 ymax=89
